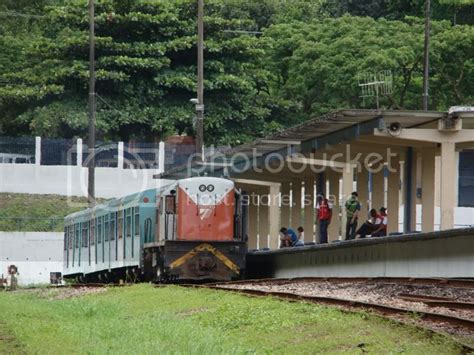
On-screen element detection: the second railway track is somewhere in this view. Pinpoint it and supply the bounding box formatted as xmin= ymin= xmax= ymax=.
xmin=180 ymin=277 xmax=474 ymax=351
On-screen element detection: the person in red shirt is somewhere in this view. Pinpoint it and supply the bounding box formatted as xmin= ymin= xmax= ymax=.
xmin=316 ymin=194 xmax=332 ymax=244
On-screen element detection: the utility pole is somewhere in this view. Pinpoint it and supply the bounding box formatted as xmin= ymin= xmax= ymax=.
xmin=195 ymin=0 xmax=204 ymax=161
xmin=422 ymin=0 xmax=430 ymax=111
xmin=88 ymin=0 xmax=96 ymax=207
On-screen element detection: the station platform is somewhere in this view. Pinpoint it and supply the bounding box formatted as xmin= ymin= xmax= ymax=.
xmin=246 ymin=228 xmax=474 ymax=279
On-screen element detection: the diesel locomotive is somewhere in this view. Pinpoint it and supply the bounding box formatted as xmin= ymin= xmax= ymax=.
xmin=63 ymin=177 xmax=248 ymax=282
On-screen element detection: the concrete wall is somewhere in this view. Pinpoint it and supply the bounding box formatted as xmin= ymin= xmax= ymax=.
xmin=0 ymin=232 xmax=63 ymax=286
xmin=247 ymin=228 xmax=474 ymax=279
xmin=0 ymin=164 xmax=169 ymax=199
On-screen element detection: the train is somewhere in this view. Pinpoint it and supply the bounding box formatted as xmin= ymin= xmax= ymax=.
xmin=63 ymin=177 xmax=248 ymax=282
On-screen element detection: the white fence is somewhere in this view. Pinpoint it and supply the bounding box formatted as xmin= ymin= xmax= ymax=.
xmin=0 ymin=137 xmax=171 ymax=199
xmin=0 ymin=232 xmax=63 ymax=286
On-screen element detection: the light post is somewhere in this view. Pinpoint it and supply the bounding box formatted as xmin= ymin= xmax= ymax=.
xmin=88 ymin=0 xmax=96 ymax=206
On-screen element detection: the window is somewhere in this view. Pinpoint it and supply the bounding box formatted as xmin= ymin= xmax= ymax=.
xmin=98 ymin=216 xmax=102 ymax=244
xmin=126 ymin=209 xmax=132 ymax=238
xmin=104 ymin=215 xmax=109 ymax=242
xmin=110 ymin=213 xmax=116 ymax=240
xmin=82 ymin=222 xmax=89 ymax=248
xmin=90 ymin=219 xmax=95 ymax=245
xmin=165 ymin=195 xmax=176 ymax=214
xmin=75 ymin=224 xmax=80 ymax=248
xmin=118 ymin=211 xmax=123 ymax=239
xmin=64 ymin=227 xmax=67 ymax=251
xmin=134 ymin=209 xmax=140 ymax=235
xmin=459 ymin=150 xmax=474 ymax=207
xmin=69 ymin=226 xmax=73 ymax=250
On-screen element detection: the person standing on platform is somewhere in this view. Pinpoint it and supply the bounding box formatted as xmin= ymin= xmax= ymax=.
xmin=345 ymin=191 xmax=361 ymax=240
xmin=316 ymin=194 xmax=333 ymax=244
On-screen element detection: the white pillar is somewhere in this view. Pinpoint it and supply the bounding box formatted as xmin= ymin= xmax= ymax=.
xmin=158 ymin=141 xmax=165 ymax=173
xmin=76 ymin=138 xmax=83 ymax=167
xmin=387 ymin=157 xmax=400 ymax=234
xmin=327 ymin=170 xmax=340 ymax=241
xmin=291 ymin=180 xmax=302 ymax=228
xmin=303 ymin=178 xmax=315 ymax=243
xmin=268 ymin=184 xmax=281 ymax=250
xmin=440 ymin=142 xmax=456 ymax=230
xmin=259 ymin=194 xmax=269 ymax=249
xmin=421 ymin=149 xmax=436 ymax=232
xmin=358 ymin=168 xmax=369 ymax=225
xmin=341 ymin=164 xmax=353 ymax=236
xmin=118 ymin=141 xmax=124 ymax=169
xmin=35 ymin=136 xmax=41 ymax=165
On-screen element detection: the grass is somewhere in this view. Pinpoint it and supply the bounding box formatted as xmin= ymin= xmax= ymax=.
xmin=0 ymin=193 xmax=104 ymax=232
xmin=0 ymin=285 xmax=464 ymax=354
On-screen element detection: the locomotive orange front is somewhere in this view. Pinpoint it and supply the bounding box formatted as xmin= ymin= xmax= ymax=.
xmin=142 ymin=177 xmax=248 ymax=282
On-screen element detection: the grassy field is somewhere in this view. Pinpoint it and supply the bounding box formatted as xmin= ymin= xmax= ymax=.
xmin=0 ymin=193 xmax=103 ymax=232
xmin=0 ymin=285 xmax=464 ymax=354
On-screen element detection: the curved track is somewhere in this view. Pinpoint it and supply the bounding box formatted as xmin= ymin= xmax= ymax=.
xmin=179 ymin=277 xmax=474 ymax=352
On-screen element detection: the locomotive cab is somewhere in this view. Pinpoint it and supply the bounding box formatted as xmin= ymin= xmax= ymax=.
xmin=144 ymin=177 xmax=247 ymax=282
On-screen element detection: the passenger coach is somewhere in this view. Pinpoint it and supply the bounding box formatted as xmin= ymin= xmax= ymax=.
xmin=63 ymin=177 xmax=248 ymax=282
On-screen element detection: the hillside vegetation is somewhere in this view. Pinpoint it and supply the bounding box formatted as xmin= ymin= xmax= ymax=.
xmin=0 ymin=0 xmax=473 ymax=145
xmin=0 ymin=193 xmax=101 ymax=231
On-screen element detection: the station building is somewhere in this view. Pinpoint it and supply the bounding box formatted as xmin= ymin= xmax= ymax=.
xmin=162 ymin=109 xmax=474 ymax=250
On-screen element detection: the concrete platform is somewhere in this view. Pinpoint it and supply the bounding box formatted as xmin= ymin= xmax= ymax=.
xmin=246 ymin=228 xmax=474 ymax=279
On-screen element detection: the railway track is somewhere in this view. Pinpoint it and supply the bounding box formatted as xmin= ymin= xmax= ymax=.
xmin=179 ymin=277 xmax=474 ymax=351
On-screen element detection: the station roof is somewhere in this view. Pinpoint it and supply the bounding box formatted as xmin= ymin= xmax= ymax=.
xmin=158 ymin=109 xmax=472 ymax=179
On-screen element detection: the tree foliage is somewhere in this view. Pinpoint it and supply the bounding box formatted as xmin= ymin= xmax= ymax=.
xmin=0 ymin=0 xmax=472 ymax=144
xmin=264 ymin=16 xmax=473 ymax=119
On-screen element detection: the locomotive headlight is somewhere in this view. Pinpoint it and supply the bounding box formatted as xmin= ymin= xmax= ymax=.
xmin=199 ymin=184 xmax=207 ymax=192
xmin=207 ymin=184 xmax=215 ymax=192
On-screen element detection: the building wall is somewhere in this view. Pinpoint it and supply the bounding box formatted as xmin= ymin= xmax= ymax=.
xmin=0 ymin=232 xmax=63 ymax=286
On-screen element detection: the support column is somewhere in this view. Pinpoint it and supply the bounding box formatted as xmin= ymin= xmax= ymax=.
xmin=404 ymin=147 xmax=417 ymax=233
xmin=280 ymin=182 xmax=291 ymax=229
xmin=268 ymin=184 xmax=280 ymax=250
xmin=118 ymin=141 xmax=124 ymax=169
xmin=291 ymin=180 xmax=302 ymax=228
xmin=315 ymin=173 xmax=325 ymax=243
xmin=77 ymin=138 xmax=83 ymax=167
xmin=259 ymin=195 xmax=269 ymax=249
xmin=248 ymin=194 xmax=258 ymax=250
xmin=327 ymin=170 xmax=340 ymax=242
xmin=440 ymin=142 xmax=456 ymax=230
xmin=387 ymin=156 xmax=400 ymax=234
xmin=357 ymin=168 xmax=369 ymax=224
xmin=421 ymin=149 xmax=436 ymax=232
xmin=158 ymin=141 xmax=165 ymax=173
xmin=35 ymin=136 xmax=41 ymax=165
xmin=372 ymin=166 xmax=385 ymax=212
xmin=341 ymin=164 xmax=353 ymax=237
xmin=303 ymin=178 xmax=315 ymax=243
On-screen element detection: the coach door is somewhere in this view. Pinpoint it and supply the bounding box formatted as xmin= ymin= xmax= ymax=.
xmin=164 ymin=195 xmax=176 ymax=240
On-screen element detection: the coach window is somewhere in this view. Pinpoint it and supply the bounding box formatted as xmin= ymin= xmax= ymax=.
xmin=126 ymin=208 xmax=132 ymax=238
xmin=134 ymin=208 xmax=140 ymax=236
xmin=75 ymin=224 xmax=80 ymax=248
xmin=98 ymin=216 xmax=102 ymax=244
xmin=83 ymin=222 xmax=89 ymax=248
xmin=118 ymin=210 xmax=123 ymax=239
xmin=110 ymin=213 xmax=116 ymax=240
xmin=104 ymin=215 xmax=109 ymax=242
xmin=69 ymin=226 xmax=73 ymax=250
xmin=91 ymin=219 xmax=95 ymax=245
xmin=64 ymin=227 xmax=68 ymax=251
